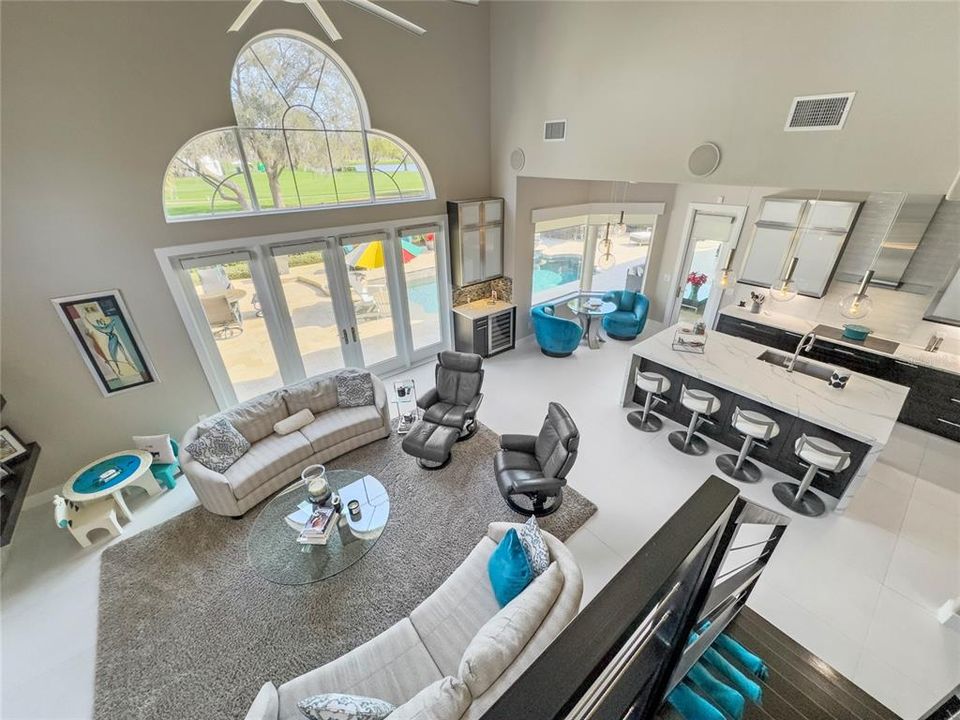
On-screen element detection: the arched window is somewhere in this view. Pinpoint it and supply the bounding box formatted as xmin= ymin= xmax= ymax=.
xmin=163 ymin=31 xmax=434 ymax=221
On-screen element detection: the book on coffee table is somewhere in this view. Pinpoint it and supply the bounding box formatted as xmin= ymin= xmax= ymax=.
xmin=284 ymin=500 xmax=315 ymax=530
xmin=296 ymin=506 xmax=338 ymax=545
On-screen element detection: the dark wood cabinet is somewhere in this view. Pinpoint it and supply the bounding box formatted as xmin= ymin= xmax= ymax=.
xmin=715 ymin=313 xmax=959 ymax=442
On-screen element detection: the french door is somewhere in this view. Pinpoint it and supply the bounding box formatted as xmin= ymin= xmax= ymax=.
xmin=160 ymin=217 xmax=450 ymax=408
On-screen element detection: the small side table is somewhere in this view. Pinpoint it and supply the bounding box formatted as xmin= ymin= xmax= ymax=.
xmin=63 ymin=450 xmax=153 ymax=522
xmin=393 ymin=379 xmax=419 ymax=434
xmin=567 ymin=298 xmax=617 ymax=350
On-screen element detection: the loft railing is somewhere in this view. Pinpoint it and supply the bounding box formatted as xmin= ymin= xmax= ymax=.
xmin=480 ymin=475 xmax=790 ymax=720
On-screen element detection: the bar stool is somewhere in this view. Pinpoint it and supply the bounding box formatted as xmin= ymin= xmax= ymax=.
xmin=668 ymin=386 xmax=721 ymax=456
xmin=627 ymin=370 xmax=672 ymax=432
xmin=716 ymin=408 xmax=780 ymax=483
xmin=773 ymin=435 xmax=849 ymax=517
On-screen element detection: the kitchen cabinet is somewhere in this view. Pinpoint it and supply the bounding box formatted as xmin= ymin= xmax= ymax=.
xmin=715 ymin=311 xmax=960 ymax=441
xmin=738 ymin=198 xmax=862 ymax=298
xmin=448 ymin=198 xmax=504 ymax=287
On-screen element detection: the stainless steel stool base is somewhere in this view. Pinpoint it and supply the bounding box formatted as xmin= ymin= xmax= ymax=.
xmin=716 ymin=454 xmax=762 ymax=483
xmin=772 ymin=481 xmax=826 ymax=517
xmin=668 ymin=430 xmax=708 ymax=456
xmin=627 ymin=410 xmax=662 ymax=432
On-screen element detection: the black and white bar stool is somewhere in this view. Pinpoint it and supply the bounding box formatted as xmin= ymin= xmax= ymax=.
xmin=716 ymin=407 xmax=780 ymax=483
xmin=627 ymin=370 xmax=672 ymax=432
xmin=668 ymin=385 xmax=721 ymax=456
xmin=773 ymin=435 xmax=849 ymax=517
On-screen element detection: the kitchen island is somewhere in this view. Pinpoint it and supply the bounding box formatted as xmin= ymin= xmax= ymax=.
xmin=621 ymin=325 xmax=910 ymax=511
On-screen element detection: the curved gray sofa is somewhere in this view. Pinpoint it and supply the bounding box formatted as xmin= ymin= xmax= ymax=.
xmin=245 ymin=521 xmax=583 ymax=720
xmin=180 ymin=370 xmax=390 ymax=517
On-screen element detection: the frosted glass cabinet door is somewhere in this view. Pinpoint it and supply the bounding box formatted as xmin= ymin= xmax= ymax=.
xmin=739 ymin=226 xmax=796 ymax=287
xmin=805 ymin=201 xmax=858 ymax=231
xmin=793 ymin=229 xmax=847 ymax=296
xmin=483 ymin=200 xmax=502 ymax=224
xmin=482 ymin=225 xmax=502 ymax=279
xmin=460 ymin=202 xmax=481 ymax=227
xmin=758 ymin=199 xmax=806 ymax=226
xmin=460 ymin=228 xmax=483 ymax=285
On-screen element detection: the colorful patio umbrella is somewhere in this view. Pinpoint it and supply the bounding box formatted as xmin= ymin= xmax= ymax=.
xmin=345 ymin=239 xmax=424 ymax=269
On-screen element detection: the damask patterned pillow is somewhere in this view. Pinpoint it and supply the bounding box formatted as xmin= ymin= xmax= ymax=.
xmin=336 ymin=369 xmax=375 ymax=408
xmin=518 ymin=515 xmax=551 ymax=576
xmin=297 ymin=693 xmax=395 ymax=720
xmin=184 ymin=418 xmax=250 ymax=473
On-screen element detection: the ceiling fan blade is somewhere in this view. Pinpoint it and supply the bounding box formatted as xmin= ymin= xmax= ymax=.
xmin=341 ymin=0 xmax=426 ymax=35
xmin=302 ymin=0 xmax=342 ymax=42
xmin=228 ymin=0 xmax=265 ymax=32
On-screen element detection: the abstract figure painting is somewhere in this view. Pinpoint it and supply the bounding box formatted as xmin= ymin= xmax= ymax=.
xmin=52 ymin=290 xmax=158 ymax=396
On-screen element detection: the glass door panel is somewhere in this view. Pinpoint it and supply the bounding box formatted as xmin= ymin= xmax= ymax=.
xmin=399 ymin=229 xmax=443 ymax=352
xmin=272 ymin=246 xmax=350 ymax=378
xmin=185 ymin=256 xmax=283 ymax=402
xmin=338 ymin=236 xmax=399 ymax=367
xmin=675 ymin=212 xmax=737 ymax=326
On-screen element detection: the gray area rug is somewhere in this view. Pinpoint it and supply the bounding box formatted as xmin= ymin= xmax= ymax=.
xmin=94 ymin=424 xmax=596 ymax=720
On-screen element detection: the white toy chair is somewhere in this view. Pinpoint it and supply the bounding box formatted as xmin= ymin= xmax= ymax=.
xmin=53 ymin=495 xmax=122 ymax=547
xmin=127 ymin=472 xmax=164 ymax=497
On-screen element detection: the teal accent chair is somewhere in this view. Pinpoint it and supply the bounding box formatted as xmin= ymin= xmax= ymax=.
xmin=150 ymin=439 xmax=181 ymax=490
xmin=602 ymin=290 xmax=649 ymax=340
xmin=531 ymin=304 xmax=584 ymax=358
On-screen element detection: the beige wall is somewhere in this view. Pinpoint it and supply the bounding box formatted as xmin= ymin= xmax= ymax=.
xmin=491 ymin=1 xmax=959 ymax=194
xmin=1 ymin=1 xmax=491 ymax=495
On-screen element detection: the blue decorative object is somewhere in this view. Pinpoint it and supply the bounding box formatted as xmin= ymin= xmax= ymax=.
xmin=601 ymin=290 xmax=649 ymax=340
xmin=149 ymin=439 xmax=181 ymax=491
xmin=667 ymin=681 xmax=726 ymax=720
xmin=712 ymin=632 xmax=769 ymax=680
xmin=530 ymin=304 xmax=584 ymax=358
xmin=72 ymin=454 xmax=144 ymax=494
xmin=702 ymin=646 xmax=762 ymax=703
xmin=487 ymin=528 xmax=534 ymax=607
xmin=841 ymin=324 xmax=871 ymax=341
xmin=688 ymin=662 xmax=746 ymax=720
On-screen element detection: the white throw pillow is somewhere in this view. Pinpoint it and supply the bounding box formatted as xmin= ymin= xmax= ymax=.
xmin=517 ymin=516 xmax=550 ymax=576
xmin=386 ymin=677 xmax=471 ymax=720
xmin=132 ymin=434 xmax=177 ymax=464
xmin=298 ymin=693 xmax=395 ymax=720
xmin=274 ymin=408 xmax=315 ymax=435
xmin=457 ymin=562 xmax=563 ymax=696
xmin=244 ymin=682 xmax=279 ymax=720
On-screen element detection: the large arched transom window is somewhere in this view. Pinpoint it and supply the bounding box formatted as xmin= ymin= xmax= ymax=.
xmin=163 ymin=31 xmax=434 ymax=221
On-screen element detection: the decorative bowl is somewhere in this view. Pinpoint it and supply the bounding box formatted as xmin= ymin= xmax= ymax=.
xmin=842 ymin=324 xmax=871 ymax=341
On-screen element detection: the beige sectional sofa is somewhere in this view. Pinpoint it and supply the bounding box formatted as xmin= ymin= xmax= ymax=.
xmin=245 ymin=522 xmax=583 ymax=720
xmin=180 ymin=370 xmax=391 ymax=517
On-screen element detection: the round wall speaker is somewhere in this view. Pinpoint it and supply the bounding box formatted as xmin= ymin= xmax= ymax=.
xmin=688 ymin=142 xmax=721 ymax=177
xmin=509 ymin=147 xmax=526 ymax=172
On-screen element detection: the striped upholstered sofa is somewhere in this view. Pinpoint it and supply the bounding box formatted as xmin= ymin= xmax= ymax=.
xmin=180 ymin=370 xmax=390 ymax=517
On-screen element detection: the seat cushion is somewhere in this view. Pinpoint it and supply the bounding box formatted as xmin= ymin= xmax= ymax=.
xmin=245 ymin=682 xmax=279 ymax=720
xmin=606 ymin=310 xmax=639 ymax=327
xmin=300 ymin=406 xmax=385 ymax=453
xmin=795 ymin=436 xmax=850 ymax=472
xmin=493 ymin=450 xmax=541 ymax=474
xmin=284 ymin=375 xmax=339 ymax=416
xmin=386 ymin=677 xmax=471 ymax=720
xmin=200 ymin=390 xmax=288 ymax=444
xmin=409 ymin=537 xmax=501 ymax=677
xmin=458 ymin=562 xmax=564 ymax=697
xmin=422 ymin=402 xmax=468 ymax=429
xmin=277 ymin=619 xmax=443 ymax=719
xmin=401 ymin=422 xmax=459 ymax=464
xmin=223 ymin=431 xmax=313 ymax=500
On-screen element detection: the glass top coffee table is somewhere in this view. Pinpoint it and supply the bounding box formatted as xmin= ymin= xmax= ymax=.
xmin=248 ymin=469 xmax=390 ymax=585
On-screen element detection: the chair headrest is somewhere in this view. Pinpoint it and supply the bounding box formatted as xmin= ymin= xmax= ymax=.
xmin=546 ymin=402 xmax=579 ymax=452
xmin=438 ymin=350 xmax=483 ymax=373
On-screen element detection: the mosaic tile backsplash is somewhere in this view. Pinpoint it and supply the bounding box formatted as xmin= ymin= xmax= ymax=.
xmin=453 ymin=277 xmax=513 ymax=306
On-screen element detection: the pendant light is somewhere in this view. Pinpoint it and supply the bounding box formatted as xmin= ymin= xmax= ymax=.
xmin=839 ymin=270 xmax=874 ymax=319
xmin=770 ymin=257 xmax=799 ymax=302
xmin=718 ymin=247 xmax=737 ymax=289
xmin=597 ymin=222 xmax=616 ymax=271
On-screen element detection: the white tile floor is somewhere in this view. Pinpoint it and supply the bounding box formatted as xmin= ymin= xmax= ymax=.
xmin=2 ymin=330 xmax=958 ymax=719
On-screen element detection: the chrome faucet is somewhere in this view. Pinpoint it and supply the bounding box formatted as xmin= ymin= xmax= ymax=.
xmin=787 ymin=332 xmax=817 ymax=372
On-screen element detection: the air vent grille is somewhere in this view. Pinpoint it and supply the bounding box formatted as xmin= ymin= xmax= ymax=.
xmin=544 ymin=120 xmax=566 ymax=142
xmin=785 ymin=93 xmax=855 ymax=131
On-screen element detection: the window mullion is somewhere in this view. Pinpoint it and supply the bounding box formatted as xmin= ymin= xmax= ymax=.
xmin=362 ymin=132 xmax=376 ymax=202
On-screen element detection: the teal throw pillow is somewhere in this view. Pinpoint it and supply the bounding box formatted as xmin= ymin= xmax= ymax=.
xmin=487 ymin=528 xmax=534 ymax=607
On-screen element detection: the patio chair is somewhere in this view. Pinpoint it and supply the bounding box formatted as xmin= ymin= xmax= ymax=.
xmin=348 ymin=273 xmax=381 ymax=320
xmin=201 ymin=294 xmax=243 ymax=339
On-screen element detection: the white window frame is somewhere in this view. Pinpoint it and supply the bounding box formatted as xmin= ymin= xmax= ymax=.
xmin=155 ymin=214 xmax=452 ymax=410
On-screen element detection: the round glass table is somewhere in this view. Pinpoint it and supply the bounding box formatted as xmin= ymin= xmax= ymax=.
xmin=248 ymin=469 xmax=390 ymax=585
xmin=567 ymin=298 xmax=617 ymax=349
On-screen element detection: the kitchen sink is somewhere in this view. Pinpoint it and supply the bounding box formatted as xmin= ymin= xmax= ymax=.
xmin=756 ymin=349 xmax=836 ymax=382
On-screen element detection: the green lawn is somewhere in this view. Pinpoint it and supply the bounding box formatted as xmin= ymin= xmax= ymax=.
xmin=164 ymin=169 xmax=425 ymax=217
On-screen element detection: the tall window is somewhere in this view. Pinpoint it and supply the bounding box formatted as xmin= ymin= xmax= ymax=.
xmin=163 ymin=31 xmax=434 ymax=221
xmin=532 ymin=213 xmax=657 ymax=306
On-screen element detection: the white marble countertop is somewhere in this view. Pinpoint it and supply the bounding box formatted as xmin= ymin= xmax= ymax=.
xmin=631 ymin=325 xmax=910 ymax=447
xmin=452 ymin=299 xmax=516 ymax=319
xmin=719 ymin=305 xmax=960 ymax=376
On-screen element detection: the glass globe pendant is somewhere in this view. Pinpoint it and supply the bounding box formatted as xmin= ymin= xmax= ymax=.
xmin=717 ymin=247 xmax=737 ymax=289
xmin=839 ymin=270 xmax=874 ymax=319
xmin=596 ymin=222 xmax=616 ymax=271
xmin=769 ymin=257 xmax=799 ymax=302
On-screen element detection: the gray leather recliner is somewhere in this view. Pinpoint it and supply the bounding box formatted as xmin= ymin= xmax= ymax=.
xmin=495 ymin=402 xmax=579 ymax=516
xmin=417 ymin=351 xmax=484 ymax=439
